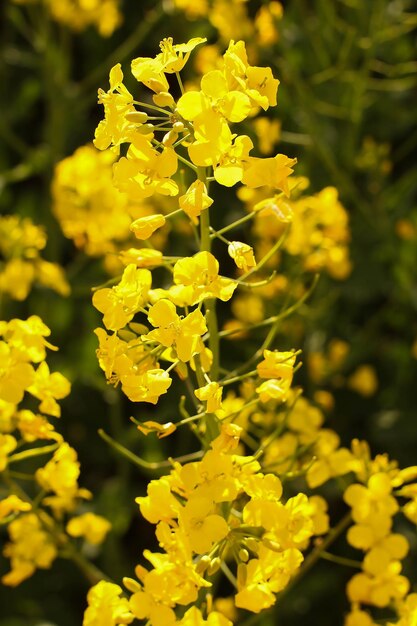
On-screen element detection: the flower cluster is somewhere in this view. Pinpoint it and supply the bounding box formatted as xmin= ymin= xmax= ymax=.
xmin=84 ymin=424 xmax=328 ymax=624
xmin=0 ymin=316 xmax=110 ymax=585
xmin=13 ymin=0 xmax=122 ymax=37
xmin=0 ymin=215 xmax=69 ymax=301
xmin=341 ymin=449 xmax=417 ymax=626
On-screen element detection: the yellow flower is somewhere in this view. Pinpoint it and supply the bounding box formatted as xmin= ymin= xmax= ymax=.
xmin=253 ymin=117 xmax=281 ymax=155
xmin=120 ymin=368 xmax=172 ymax=404
xmin=16 ymin=410 xmax=61 ymax=442
xmin=2 ymin=316 xmax=57 ymax=363
xmin=136 ymin=476 xmax=181 ymax=524
xmin=307 ymin=430 xmax=354 ymax=488
xmin=211 ymin=135 xmax=254 ymax=187
xmin=179 ymin=180 xmax=213 ymax=224
xmin=171 ymin=251 xmax=237 ymax=305
xmin=0 ymin=434 xmax=17 ymax=472
xmin=113 ymin=137 xmax=178 ymax=200
xmin=67 ymin=513 xmax=111 ymax=545
xmin=130 ymin=214 xmax=166 ymax=240
xmin=53 ymin=144 xmax=133 ymax=257
xmin=146 ymin=299 xmax=207 ymax=362
xmin=348 ymin=365 xmax=378 ymax=397
xmin=2 ymin=513 xmax=57 ymax=586
xmin=92 ymin=264 xmax=152 ymax=331
xmin=195 ymin=382 xmax=223 ymax=413
xmin=0 ymin=495 xmax=31 ymax=520
xmin=83 ymin=581 xmax=133 ymax=626
xmin=0 ymin=341 xmax=35 ymax=404
xmin=179 ymin=607 xmax=233 ymax=626
xmin=36 ymin=443 xmax=91 ymax=514
xmin=235 ymin=545 xmax=303 ymax=612
xmin=179 ymin=495 xmax=229 ymax=554
xmin=344 ymin=473 xmax=398 ymax=523
xmin=257 ymin=350 xmax=296 ymax=380
xmin=132 ymin=37 xmax=206 ymax=92
xmin=242 ymin=154 xmax=296 ymax=194
xmin=27 ymin=361 xmax=71 ymax=417
xmin=95 ymin=64 xmax=135 ymax=151
xmin=36 ymin=259 xmax=70 ymax=297
xmin=256 ymin=377 xmax=292 ymax=404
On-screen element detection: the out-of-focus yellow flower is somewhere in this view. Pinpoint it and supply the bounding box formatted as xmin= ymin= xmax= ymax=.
xmin=0 ymin=495 xmax=31 ymax=520
xmin=2 ymin=513 xmax=57 ymax=586
xmin=67 ymin=512 xmax=111 ymax=545
xmin=0 ymin=434 xmax=17 ymax=472
xmin=348 ymin=365 xmax=378 ymax=397
xmin=253 ymin=117 xmax=281 ymax=155
xmin=0 ymin=215 xmax=69 ymax=300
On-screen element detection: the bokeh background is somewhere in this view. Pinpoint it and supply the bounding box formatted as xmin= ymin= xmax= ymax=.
xmin=1 ymin=0 xmax=417 ymax=624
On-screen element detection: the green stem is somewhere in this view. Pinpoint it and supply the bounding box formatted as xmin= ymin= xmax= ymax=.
xmin=197 ymin=166 xmax=220 ymax=443
xmin=8 ymin=442 xmax=60 ymax=464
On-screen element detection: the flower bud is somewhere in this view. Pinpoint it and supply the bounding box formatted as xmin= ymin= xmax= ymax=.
xmin=153 ymin=92 xmax=175 ymax=108
xmin=123 ymin=577 xmax=142 ymax=593
xmin=207 ymin=557 xmax=221 ymax=575
xmin=125 ymin=111 xmax=148 ymax=123
xmin=137 ymin=123 xmax=155 ymax=135
xmin=195 ymin=555 xmax=211 ymax=574
xmin=130 ymin=214 xmax=166 ymax=240
xmin=162 ymin=130 xmax=178 ymax=147
xmin=238 ymin=548 xmax=249 ymax=562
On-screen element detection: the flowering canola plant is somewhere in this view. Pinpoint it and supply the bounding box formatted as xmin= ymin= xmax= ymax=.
xmin=2 ymin=35 xmax=417 ymax=626
xmin=81 ymin=38 xmax=417 ymax=626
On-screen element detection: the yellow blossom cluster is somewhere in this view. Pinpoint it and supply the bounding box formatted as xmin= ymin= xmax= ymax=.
xmin=0 ymin=215 xmax=69 ymax=300
xmin=342 ymin=454 xmax=417 ymax=625
xmin=84 ymin=424 xmax=328 ymax=623
xmin=171 ymin=0 xmax=283 ymax=51
xmin=32 ymin=34 xmax=415 ymax=626
xmin=13 ymin=0 xmax=122 ymax=37
xmin=0 ymin=316 xmax=110 ymax=585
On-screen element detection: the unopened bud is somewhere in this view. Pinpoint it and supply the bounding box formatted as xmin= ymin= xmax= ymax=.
xmin=195 ymin=555 xmax=211 ymax=574
xmin=137 ymin=123 xmax=155 ymax=135
xmin=245 ymin=537 xmax=259 ymax=554
xmin=153 ymin=91 xmax=175 ymax=108
xmin=123 ymin=577 xmax=141 ymax=593
xmin=162 ymin=130 xmax=178 ymax=146
xmin=117 ymin=329 xmax=137 ymax=342
xmin=128 ymin=322 xmax=149 ymax=335
xmin=238 ymin=548 xmax=249 ymax=562
xmin=125 ymin=111 xmax=148 ymax=123
xmin=173 ymin=121 xmax=185 ymax=132
xmin=207 ymin=557 xmax=221 ymax=575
